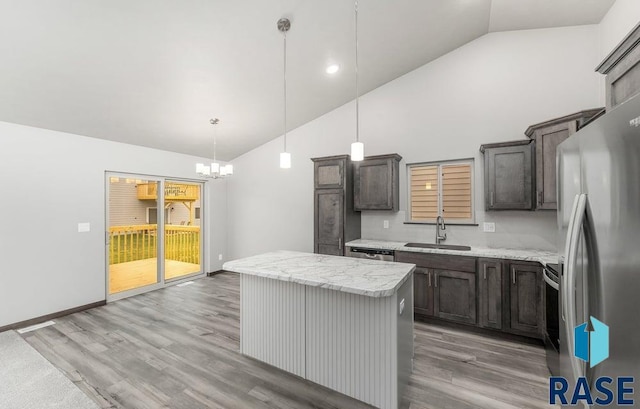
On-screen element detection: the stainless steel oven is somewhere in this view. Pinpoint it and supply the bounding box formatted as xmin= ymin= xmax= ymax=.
xmin=544 ymin=263 xmax=560 ymax=376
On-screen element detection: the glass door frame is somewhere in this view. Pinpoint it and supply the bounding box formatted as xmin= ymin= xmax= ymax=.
xmin=105 ymin=172 xmax=206 ymax=302
xmin=163 ymin=178 xmax=205 ymax=284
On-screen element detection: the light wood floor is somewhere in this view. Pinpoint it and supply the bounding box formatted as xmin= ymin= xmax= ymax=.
xmin=109 ymin=258 xmax=201 ymax=294
xmin=22 ymin=273 xmax=556 ymax=409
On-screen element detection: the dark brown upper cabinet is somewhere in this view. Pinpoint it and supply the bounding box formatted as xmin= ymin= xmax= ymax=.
xmin=597 ymin=22 xmax=640 ymax=110
xmin=480 ymin=140 xmax=534 ymax=210
xmin=524 ymin=109 xmax=603 ymax=210
xmin=354 ymin=154 xmax=401 ymax=212
xmin=311 ymin=155 xmax=361 ymax=256
xmin=314 ymin=157 xmax=345 ymax=189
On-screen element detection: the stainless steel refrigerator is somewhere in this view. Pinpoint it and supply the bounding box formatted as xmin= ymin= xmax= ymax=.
xmin=557 ymin=93 xmax=640 ymax=407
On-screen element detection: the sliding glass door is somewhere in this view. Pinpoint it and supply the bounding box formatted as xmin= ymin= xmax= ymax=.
xmin=106 ymin=174 xmax=204 ymax=300
xmin=164 ymin=180 xmax=202 ymax=282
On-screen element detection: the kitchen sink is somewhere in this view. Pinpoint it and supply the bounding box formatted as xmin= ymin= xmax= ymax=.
xmin=404 ymin=243 xmax=471 ymax=251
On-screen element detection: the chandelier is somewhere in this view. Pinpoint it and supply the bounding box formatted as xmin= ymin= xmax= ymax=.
xmin=196 ymin=118 xmax=233 ymax=178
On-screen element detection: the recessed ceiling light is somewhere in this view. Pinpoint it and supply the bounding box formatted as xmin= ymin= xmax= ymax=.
xmin=326 ymin=64 xmax=340 ymax=74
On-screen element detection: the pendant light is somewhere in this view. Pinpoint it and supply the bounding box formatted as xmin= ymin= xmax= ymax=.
xmin=278 ymin=17 xmax=292 ymax=169
xmin=196 ymin=118 xmax=233 ymax=178
xmin=350 ymin=0 xmax=364 ymax=161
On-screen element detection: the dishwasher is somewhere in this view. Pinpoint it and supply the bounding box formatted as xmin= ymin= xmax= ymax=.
xmin=345 ymin=247 xmax=395 ymax=261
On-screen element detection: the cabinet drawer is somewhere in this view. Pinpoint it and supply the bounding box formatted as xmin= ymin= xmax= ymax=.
xmin=395 ymin=251 xmax=476 ymax=273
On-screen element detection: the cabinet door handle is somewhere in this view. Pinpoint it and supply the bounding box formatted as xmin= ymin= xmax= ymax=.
xmin=483 ymin=264 xmax=487 ymax=280
xmin=512 ymin=267 xmax=516 ymax=284
xmin=435 ymin=273 xmax=438 ymax=288
xmin=338 ymin=237 xmax=342 ymax=250
xmin=490 ymin=191 xmax=495 ymax=207
xmin=428 ymin=271 xmax=431 ymax=287
xmin=537 ymin=191 xmax=542 ymax=207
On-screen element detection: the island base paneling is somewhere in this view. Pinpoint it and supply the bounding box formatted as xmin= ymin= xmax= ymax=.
xmin=239 ymin=272 xmax=413 ymax=409
xmin=240 ymin=275 xmax=306 ymax=377
xmin=306 ymin=277 xmax=413 ymax=409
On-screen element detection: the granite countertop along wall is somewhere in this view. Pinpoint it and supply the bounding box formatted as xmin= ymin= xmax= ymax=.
xmin=223 ymin=250 xmax=416 ymax=298
xmin=346 ymin=239 xmax=559 ymax=266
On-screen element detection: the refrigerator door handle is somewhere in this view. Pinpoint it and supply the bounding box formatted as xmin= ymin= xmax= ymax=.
xmin=564 ymin=193 xmax=588 ymax=383
xmin=562 ymin=194 xmax=581 ymax=322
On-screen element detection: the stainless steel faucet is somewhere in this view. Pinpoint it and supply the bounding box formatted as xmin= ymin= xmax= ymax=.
xmin=436 ymin=215 xmax=447 ymax=244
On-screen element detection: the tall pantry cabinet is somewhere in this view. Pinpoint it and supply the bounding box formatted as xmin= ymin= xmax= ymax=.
xmin=312 ymin=155 xmax=361 ymax=256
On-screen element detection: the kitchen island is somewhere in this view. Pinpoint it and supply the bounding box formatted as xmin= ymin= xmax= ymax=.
xmin=223 ymin=251 xmax=415 ymax=409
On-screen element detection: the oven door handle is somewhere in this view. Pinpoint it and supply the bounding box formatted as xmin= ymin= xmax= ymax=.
xmin=543 ymin=268 xmax=559 ymax=291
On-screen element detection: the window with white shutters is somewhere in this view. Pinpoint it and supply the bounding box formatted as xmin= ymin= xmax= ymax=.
xmin=408 ymin=160 xmax=474 ymax=223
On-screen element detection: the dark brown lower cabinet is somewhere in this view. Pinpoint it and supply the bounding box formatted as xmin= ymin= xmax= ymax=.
xmin=413 ymin=267 xmax=434 ymax=317
xmin=433 ymin=270 xmax=477 ymax=325
xmin=398 ymin=251 xmax=544 ymax=340
xmin=478 ymin=259 xmax=503 ymax=330
xmin=509 ymin=263 xmax=544 ymax=337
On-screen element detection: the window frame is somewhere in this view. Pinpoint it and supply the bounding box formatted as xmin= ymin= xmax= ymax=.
xmin=146 ymin=207 xmax=171 ymax=225
xmin=406 ymin=158 xmax=476 ymax=225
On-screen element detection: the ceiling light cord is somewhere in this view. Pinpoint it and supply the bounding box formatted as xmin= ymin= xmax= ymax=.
xmin=355 ymin=0 xmax=359 ymax=144
xmin=210 ymin=117 xmax=219 ymax=162
xmin=283 ymin=29 xmax=287 ymax=152
xmin=277 ymin=18 xmax=292 ymax=169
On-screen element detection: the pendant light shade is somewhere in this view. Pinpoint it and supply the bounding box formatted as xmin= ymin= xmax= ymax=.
xmin=278 ymin=18 xmax=291 ymax=169
xmin=280 ymin=152 xmax=291 ymax=168
xmin=350 ymin=141 xmax=364 ymax=161
xmin=351 ymin=0 xmax=364 ymax=161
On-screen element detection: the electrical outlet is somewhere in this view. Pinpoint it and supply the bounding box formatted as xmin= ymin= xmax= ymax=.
xmin=383 ymin=220 xmax=389 ymax=229
xmin=483 ymin=222 xmax=496 ymax=233
xmin=218 ymin=254 xmax=223 ymax=261
xmin=78 ymin=222 xmax=90 ymax=233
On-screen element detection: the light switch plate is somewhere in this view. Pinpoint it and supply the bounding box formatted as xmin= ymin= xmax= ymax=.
xmin=218 ymin=254 xmax=223 ymax=261
xmin=383 ymin=220 xmax=389 ymax=229
xmin=483 ymin=222 xmax=495 ymax=233
xmin=78 ymin=222 xmax=91 ymax=233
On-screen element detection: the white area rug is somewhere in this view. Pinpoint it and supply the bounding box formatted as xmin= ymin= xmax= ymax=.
xmin=0 ymin=330 xmax=99 ymax=409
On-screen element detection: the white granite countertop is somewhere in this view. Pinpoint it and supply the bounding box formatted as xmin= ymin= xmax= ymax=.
xmin=346 ymin=239 xmax=559 ymax=266
xmin=222 ymin=250 xmax=416 ymax=298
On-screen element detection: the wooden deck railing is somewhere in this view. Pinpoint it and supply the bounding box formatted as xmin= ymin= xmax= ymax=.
xmin=109 ymin=225 xmax=200 ymax=265
xmin=136 ymin=183 xmax=200 ymax=201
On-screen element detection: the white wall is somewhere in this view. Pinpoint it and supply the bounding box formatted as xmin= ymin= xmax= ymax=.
xmin=599 ymin=0 xmax=640 ymax=60
xmin=0 ymin=122 xmax=227 ymax=327
xmin=594 ymin=0 xmax=640 ymax=105
xmin=227 ymin=25 xmax=602 ymax=260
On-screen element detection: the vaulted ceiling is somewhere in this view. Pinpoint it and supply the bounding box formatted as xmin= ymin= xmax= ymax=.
xmin=0 ymin=0 xmax=615 ymax=160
